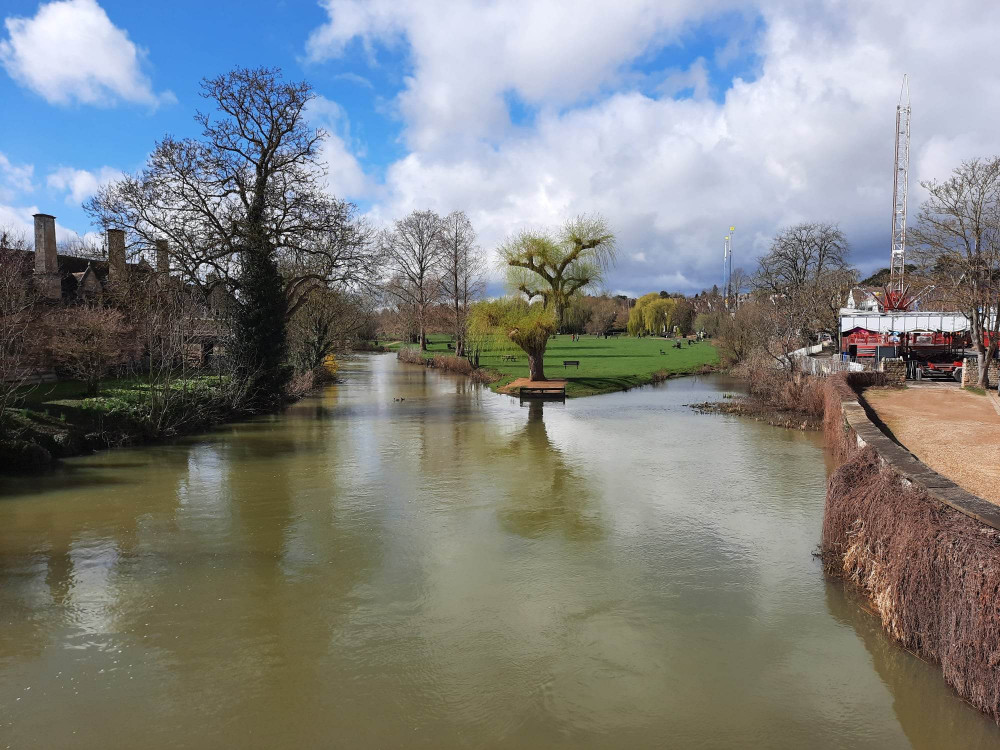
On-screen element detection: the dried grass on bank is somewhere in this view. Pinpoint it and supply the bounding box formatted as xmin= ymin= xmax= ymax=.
xmin=822 ymin=446 xmax=1000 ymax=721
xmin=396 ymin=347 xmax=500 ymax=383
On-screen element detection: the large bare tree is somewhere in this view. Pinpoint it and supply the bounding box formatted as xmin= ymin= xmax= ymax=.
xmin=439 ymin=211 xmax=485 ymax=356
xmin=87 ymin=67 xmax=377 ymax=407
xmin=382 ymin=210 xmax=445 ymax=351
xmin=911 ymin=157 xmax=1000 ymax=388
xmin=753 ymin=222 xmax=856 ymax=338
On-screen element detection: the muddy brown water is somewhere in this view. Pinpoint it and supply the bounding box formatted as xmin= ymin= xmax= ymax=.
xmin=1 ymin=354 xmax=998 ymax=748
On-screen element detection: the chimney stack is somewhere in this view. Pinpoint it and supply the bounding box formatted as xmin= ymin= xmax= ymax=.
xmin=155 ymin=239 xmax=169 ymax=274
xmin=107 ymin=229 xmax=126 ymax=283
xmin=33 ymin=213 xmax=61 ymax=300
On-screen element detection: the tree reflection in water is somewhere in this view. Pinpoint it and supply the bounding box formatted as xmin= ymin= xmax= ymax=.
xmin=496 ymin=400 xmax=603 ymax=541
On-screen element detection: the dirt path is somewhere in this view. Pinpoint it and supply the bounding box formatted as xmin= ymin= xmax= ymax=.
xmin=865 ymin=384 xmax=1000 ymax=504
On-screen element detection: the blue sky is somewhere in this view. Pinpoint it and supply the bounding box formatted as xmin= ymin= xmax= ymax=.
xmin=2 ymin=0 xmax=999 ymax=295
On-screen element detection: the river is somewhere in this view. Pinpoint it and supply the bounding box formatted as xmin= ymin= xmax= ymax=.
xmin=1 ymin=354 xmax=997 ymax=748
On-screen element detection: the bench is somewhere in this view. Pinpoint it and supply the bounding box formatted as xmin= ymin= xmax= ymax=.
xmin=447 ymin=342 xmax=454 ymax=350
xmin=563 ymin=360 xmax=580 ymax=369
xmin=519 ymin=384 xmax=566 ymax=402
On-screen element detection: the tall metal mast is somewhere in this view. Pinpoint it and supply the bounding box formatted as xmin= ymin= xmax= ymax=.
xmin=887 ymin=74 xmax=911 ymax=308
xmin=723 ymin=232 xmax=732 ymax=310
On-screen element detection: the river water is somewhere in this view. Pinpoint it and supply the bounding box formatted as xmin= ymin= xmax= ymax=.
xmin=1 ymin=354 xmax=997 ymax=749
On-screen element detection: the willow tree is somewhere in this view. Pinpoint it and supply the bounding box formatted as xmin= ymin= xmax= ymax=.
xmin=627 ymin=292 xmax=676 ymax=336
xmin=499 ymin=215 xmax=616 ymax=331
xmin=468 ymin=298 xmax=556 ymax=381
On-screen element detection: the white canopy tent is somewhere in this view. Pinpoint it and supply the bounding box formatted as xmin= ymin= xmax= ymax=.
xmin=839 ymin=310 xmax=969 ymax=334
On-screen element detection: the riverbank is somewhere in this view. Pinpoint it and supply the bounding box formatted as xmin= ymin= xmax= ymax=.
xmin=691 ymin=369 xmax=827 ymax=430
xmin=1 ymin=377 xmax=255 ymax=472
xmin=821 ymin=372 xmax=1000 ymax=722
xmin=397 ymin=334 xmax=720 ymax=398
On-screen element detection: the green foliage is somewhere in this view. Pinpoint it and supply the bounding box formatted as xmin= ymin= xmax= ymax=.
xmin=414 ymin=333 xmax=719 ymax=398
xmin=229 ymin=246 xmax=291 ymax=408
xmin=499 ymin=215 xmax=616 ymax=330
xmin=467 ymin=298 xmax=556 ymax=356
xmin=627 ymin=292 xmax=679 ymax=336
xmin=694 ymin=310 xmax=725 ymax=337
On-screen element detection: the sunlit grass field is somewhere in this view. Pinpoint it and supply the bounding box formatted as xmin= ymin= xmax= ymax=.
xmin=408 ymin=333 xmax=719 ymax=397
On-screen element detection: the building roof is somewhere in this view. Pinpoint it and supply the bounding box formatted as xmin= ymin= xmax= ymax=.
xmin=839 ymin=310 xmax=970 ymax=333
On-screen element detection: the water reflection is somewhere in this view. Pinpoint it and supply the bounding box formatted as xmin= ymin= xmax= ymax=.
xmin=497 ymin=401 xmax=602 ymax=540
xmin=0 ymin=355 xmax=998 ymax=748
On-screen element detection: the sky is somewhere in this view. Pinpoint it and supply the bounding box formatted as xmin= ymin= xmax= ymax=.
xmin=2 ymin=0 xmax=999 ymax=297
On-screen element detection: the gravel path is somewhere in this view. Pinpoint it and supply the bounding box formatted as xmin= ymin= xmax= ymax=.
xmin=865 ymin=384 xmax=1000 ymax=504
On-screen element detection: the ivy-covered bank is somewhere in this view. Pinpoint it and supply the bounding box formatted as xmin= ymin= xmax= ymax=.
xmin=1 ymin=378 xmax=250 ymax=472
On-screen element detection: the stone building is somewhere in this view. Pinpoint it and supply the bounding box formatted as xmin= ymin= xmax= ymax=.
xmin=2 ymin=213 xmax=225 ymax=381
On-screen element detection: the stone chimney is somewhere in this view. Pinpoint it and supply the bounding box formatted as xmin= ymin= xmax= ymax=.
xmin=154 ymin=239 xmax=169 ymax=274
xmin=107 ymin=229 xmax=126 ymax=283
xmin=33 ymin=213 xmax=61 ymax=300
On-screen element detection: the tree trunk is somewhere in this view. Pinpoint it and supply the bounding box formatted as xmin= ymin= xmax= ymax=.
xmin=420 ymin=327 xmax=428 ymax=351
xmin=555 ymin=301 xmax=566 ymax=333
xmin=527 ymin=351 xmax=546 ymax=381
xmin=978 ymin=340 xmax=997 ymax=388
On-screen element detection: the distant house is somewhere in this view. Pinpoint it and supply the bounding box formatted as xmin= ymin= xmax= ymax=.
xmin=845 ymin=286 xmax=881 ymax=311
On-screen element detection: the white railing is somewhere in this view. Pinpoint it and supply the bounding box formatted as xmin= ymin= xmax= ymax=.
xmin=791 ymin=355 xmax=873 ymax=377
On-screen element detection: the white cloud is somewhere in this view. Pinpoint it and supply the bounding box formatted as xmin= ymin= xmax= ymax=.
xmin=306 ymin=95 xmax=376 ymax=199
xmin=47 ymin=165 xmax=120 ymax=205
xmin=0 ymin=202 xmax=83 ymax=244
xmin=0 ymin=152 xmax=34 ymax=201
xmin=309 ymin=0 xmax=1000 ymax=293
xmin=307 ymin=0 xmax=728 ymax=152
xmin=0 ymin=0 xmax=173 ymax=107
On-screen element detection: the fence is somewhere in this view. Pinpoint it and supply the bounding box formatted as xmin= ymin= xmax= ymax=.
xmin=791 ymin=355 xmax=873 ymax=377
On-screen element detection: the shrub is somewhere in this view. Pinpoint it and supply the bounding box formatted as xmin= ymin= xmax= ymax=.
xmin=823 ymin=447 xmax=1000 ymax=722
xmin=430 ymin=354 xmax=474 ymax=375
xmin=286 ymin=370 xmax=316 ymax=398
xmin=396 ymin=347 xmax=425 ymax=365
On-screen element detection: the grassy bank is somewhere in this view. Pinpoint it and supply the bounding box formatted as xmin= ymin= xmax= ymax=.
xmin=400 ymin=334 xmax=720 ymax=397
xmin=1 ymin=376 xmax=241 ymax=472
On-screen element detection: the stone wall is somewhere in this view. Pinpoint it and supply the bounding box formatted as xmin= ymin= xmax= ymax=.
xmin=961 ymin=357 xmax=1000 ymax=389
xmin=878 ymin=357 xmax=906 ymax=386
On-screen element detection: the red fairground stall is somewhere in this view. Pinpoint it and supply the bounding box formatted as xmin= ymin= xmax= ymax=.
xmin=839 ymin=311 xmax=975 ymax=380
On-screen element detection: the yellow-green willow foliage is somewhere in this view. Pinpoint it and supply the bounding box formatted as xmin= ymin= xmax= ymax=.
xmin=627 ymin=293 xmax=677 ymax=336
xmin=468 ymin=298 xmax=557 ymax=380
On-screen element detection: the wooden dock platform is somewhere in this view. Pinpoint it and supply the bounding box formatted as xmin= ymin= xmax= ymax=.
xmin=507 ymin=378 xmax=567 ymax=401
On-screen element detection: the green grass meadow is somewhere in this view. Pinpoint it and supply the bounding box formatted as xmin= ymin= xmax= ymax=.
xmin=408 ymin=334 xmax=719 ymax=398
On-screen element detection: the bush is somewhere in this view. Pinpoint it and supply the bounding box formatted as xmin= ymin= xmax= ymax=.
xmin=286 ymin=370 xmax=316 ymax=398
xmin=823 ymin=447 xmax=1000 ymax=722
xmin=430 ymin=354 xmax=474 ymax=375
xmin=396 ymin=347 xmax=425 ymax=365
xmin=0 ymin=439 xmax=53 ymax=471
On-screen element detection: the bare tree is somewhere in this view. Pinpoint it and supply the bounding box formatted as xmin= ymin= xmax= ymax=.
xmin=911 ymin=157 xmax=1000 ymax=388
xmin=86 ymin=67 xmax=378 ymax=407
xmin=753 ymin=222 xmax=856 ymax=337
xmin=48 ymin=306 xmax=139 ymax=395
xmin=0 ymin=231 xmax=39 ymax=422
xmin=439 ymin=211 xmax=485 ymax=356
xmin=288 ymin=286 xmax=375 ymax=375
xmin=583 ymin=295 xmax=618 ymax=336
xmin=382 ymin=210 xmax=445 ymax=351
